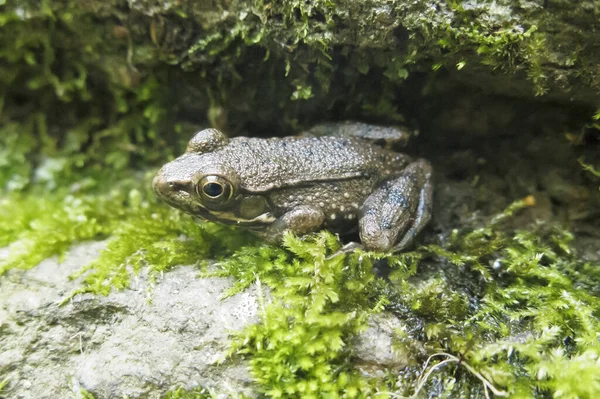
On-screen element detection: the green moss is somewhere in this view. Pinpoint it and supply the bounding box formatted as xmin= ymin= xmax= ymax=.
xmin=579 ymin=119 xmax=600 ymax=191
xmin=0 ymin=191 xmax=106 ymax=273
xmin=189 ymin=198 xmax=592 ymax=398
xmin=79 ymin=388 xmax=98 ymax=399
xmin=205 ymin=196 xmax=600 ymax=398
xmin=580 ymin=159 xmax=600 ymax=178
xmin=0 ymin=171 xmax=254 ymax=296
xmin=0 ymin=1 xmax=190 ymax=195
xmin=222 ymin=232 xmax=390 ymax=398
xmin=1 ymin=0 xmax=595 ymax=177
xmin=398 ymin=2 xmax=550 ymax=96
xmin=383 ymin=207 xmax=600 ymax=398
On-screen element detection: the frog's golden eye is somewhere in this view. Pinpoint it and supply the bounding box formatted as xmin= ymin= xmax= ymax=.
xmin=197 ymin=175 xmax=233 ymax=204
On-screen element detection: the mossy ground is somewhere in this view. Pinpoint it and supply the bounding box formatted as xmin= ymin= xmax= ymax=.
xmin=3 ymin=168 xmax=600 ymax=398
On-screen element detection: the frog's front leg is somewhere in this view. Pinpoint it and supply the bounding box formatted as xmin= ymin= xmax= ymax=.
xmin=251 ymin=205 xmax=325 ymax=244
xmin=359 ymin=160 xmax=433 ymax=252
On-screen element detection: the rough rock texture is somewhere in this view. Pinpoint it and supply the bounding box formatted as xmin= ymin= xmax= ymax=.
xmin=120 ymin=0 xmax=600 ymax=106
xmin=353 ymin=313 xmax=415 ymax=370
xmin=0 ymin=242 xmax=259 ymax=398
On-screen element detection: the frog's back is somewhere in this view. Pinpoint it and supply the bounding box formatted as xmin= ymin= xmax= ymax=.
xmin=218 ymin=136 xmax=409 ymax=192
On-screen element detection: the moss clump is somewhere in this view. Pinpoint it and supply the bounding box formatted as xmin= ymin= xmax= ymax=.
xmin=384 ymin=203 xmax=600 ymax=398
xmin=163 ymin=386 xmax=233 ymax=399
xmin=0 ymin=172 xmax=254 ymax=297
xmin=393 ymin=1 xmax=550 ymax=96
xmin=80 ymin=386 xmax=244 ymax=399
xmin=2 ymin=0 xmax=598 ymax=172
xmin=61 ymin=185 xmax=251 ymax=299
xmin=220 ymin=233 xmax=393 ymax=398
xmin=0 ymin=190 xmax=110 ymax=274
xmin=0 ymin=1 xmax=191 ymax=196
xmin=579 ymin=159 xmax=600 ymax=179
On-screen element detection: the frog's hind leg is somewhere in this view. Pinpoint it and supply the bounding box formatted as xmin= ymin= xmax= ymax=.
xmin=358 ymin=160 xmax=433 ymax=253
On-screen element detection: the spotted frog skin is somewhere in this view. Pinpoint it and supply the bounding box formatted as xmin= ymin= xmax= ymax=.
xmin=153 ymin=122 xmax=433 ymax=252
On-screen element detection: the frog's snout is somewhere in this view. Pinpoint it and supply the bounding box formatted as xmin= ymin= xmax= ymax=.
xmin=152 ymin=173 xmax=165 ymax=196
xmin=152 ymin=170 xmax=193 ymax=199
xmin=152 ymin=172 xmax=171 ymax=199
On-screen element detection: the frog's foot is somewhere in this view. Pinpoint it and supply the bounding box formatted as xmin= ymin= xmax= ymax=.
xmin=358 ymin=160 xmax=433 ymax=253
xmin=303 ymin=122 xmax=411 ymax=147
xmin=325 ymin=241 xmax=364 ymax=259
xmin=253 ymin=205 xmax=325 ymax=244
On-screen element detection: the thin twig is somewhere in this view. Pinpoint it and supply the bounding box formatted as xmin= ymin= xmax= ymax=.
xmin=412 ymin=358 xmax=457 ymax=398
xmin=420 ymin=352 xmax=454 ymax=374
xmin=484 ymin=382 xmax=490 ymax=399
xmin=459 ymin=358 xmax=508 ymax=397
xmin=375 ymin=352 xmax=508 ymax=398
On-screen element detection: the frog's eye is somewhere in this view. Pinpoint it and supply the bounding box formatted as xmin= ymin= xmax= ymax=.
xmin=203 ymin=182 xmax=223 ymax=197
xmin=197 ymin=175 xmax=233 ymax=204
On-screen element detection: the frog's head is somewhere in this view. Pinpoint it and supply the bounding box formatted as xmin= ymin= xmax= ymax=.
xmin=153 ymin=129 xmax=275 ymax=227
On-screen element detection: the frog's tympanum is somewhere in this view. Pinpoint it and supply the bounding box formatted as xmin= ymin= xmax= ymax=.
xmin=153 ymin=122 xmax=432 ymax=252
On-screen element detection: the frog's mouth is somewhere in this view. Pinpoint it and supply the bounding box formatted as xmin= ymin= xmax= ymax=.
xmin=198 ymin=209 xmax=276 ymax=227
xmin=164 ymin=198 xmax=275 ymax=228
xmin=194 ymin=191 xmax=276 ymax=227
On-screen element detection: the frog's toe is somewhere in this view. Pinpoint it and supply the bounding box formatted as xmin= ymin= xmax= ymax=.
xmin=325 ymin=241 xmax=364 ymax=259
xmin=359 ymin=217 xmax=395 ymax=252
xmin=362 ymin=233 xmax=393 ymax=253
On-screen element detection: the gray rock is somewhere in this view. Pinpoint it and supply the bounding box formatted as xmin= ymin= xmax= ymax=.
xmin=353 ymin=313 xmax=413 ymax=371
xmin=0 ymin=242 xmax=259 ymax=399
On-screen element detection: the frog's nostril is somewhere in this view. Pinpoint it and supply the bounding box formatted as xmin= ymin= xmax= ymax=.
xmin=170 ymin=181 xmax=189 ymax=192
xmin=152 ymin=176 xmax=171 ymax=194
xmin=153 ymin=175 xmax=191 ymax=196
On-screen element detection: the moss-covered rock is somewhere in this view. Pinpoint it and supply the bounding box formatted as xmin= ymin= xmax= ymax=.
xmin=2 ymin=0 xmax=599 ymax=164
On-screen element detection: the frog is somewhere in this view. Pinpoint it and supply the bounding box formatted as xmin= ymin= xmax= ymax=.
xmin=152 ymin=122 xmax=433 ymax=252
